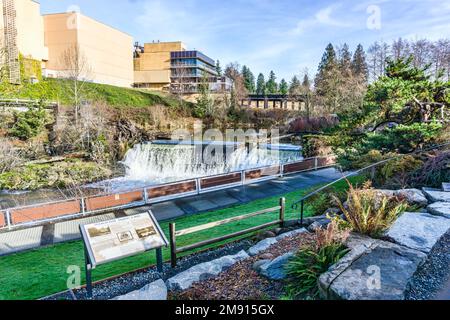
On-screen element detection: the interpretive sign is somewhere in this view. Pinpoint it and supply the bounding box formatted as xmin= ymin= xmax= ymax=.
xmin=80 ymin=211 xmax=167 ymax=298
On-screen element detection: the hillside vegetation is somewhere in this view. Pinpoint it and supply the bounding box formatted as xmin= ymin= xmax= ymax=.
xmin=0 ymin=78 xmax=184 ymax=109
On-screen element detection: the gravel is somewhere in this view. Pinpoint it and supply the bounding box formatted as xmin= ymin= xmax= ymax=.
xmin=172 ymin=231 xmax=315 ymax=300
xmin=44 ymin=240 xmax=253 ymax=300
xmin=406 ymin=230 xmax=450 ymax=300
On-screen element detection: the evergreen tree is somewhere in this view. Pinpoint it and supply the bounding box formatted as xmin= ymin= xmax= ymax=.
xmin=256 ymin=73 xmax=266 ymax=95
xmin=302 ymin=74 xmax=311 ymax=90
xmin=242 ymin=65 xmax=255 ymax=93
xmin=339 ymin=43 xmax=352 ymax=76
xmin=352 ymin=44 xmax=369 ymax=82
xmin=266 ymin=71 xmax=278 ymax=94
xmin=289 ymin=76 xmax=301 ymax=95
xmin=314 ymin=43 xmax=341 ymax=113
xmin=279 ymin=79 xmax=288 ymax=95
xmin=216 ymin=60 xmax=223 ymax=76
xmin=315 ymin=43 xmax=338 ymax=90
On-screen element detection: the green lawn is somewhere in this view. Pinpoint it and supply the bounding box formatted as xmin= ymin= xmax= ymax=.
xmin=0 ymin=176 xmax=365 ymax=300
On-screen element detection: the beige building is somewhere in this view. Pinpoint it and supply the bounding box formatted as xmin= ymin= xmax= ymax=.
xmin=43 ymin=12 xmax=134 ymax=87
xmin=134 ymin=41 xmax=186 ymax=91
xmin=0 ymin=0 xmax=48 ymax=83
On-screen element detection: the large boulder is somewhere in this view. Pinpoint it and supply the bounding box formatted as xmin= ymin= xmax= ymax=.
xmin=275 ymin=228 xmax=308 ymax=241
xmin=248 ymin=238 xmax=278 ymax=256
xmin=377 ymin=189 xmax=428 ymax=207
xmin=112 ymin=279 xmax=167 ymax=300
xmin=396 ymin=189 xmax=428 ymax=207
xmin=422 ymin=188 xmax=450 ymax=203
xmin=259 ymin=252 xmax=294 ymax=280
xmin=427 ymin=202 xmax=450 ymax=219
xmin=385 ymin=212 xmax=450 ymax=253
xmin=166 ymin=250 xmax=249 ymax=291
xmin=325 ymin=241 xmax=426 ymax=300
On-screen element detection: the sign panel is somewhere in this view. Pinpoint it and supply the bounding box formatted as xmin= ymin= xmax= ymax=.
xmin=80 ymin=212 xmax=167 ymax=267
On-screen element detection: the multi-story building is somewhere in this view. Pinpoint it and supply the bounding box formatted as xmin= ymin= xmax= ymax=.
xmin=134 ymin=41 xmax=186 ymax=91
xmin=134 ymin=41 xmax=231 ymax=93
xmin=170 ymin=50 xmax=231 ymax=94
xmin=43 ymin=12 xmax=134 ymax=88
xmin=0 ymin=0 xmax=48 ymax=84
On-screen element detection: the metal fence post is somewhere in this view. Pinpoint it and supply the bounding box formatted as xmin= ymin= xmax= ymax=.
xmin=279 ymin=198 xmax=286 ymax=228
xmin=143 ymin=189 xmax=149 ymax=204
xmin=314 ymin=157 xmax=319 ymax=170
xmin=6 ymin=210 xmax=12 ymax=230
xmin=169 ymin=223 xmax=177 ymax=268
xmin=300 ymin=200 xmax=305 ymax=226
xmin=196 ymin=178 xmax=201 ymax=195
xmin=241 ymin=170 xmax=246 ymax=186
xmin=280 ymin=164 xmax=284 ymax=178
xmin=81 ymin=198 xmax=86 ymax=215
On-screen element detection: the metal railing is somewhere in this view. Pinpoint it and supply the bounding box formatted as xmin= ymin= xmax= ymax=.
xmin=292 ymin=142 xmax=450 ymax=225
xmin=0 ymin=156 xmax=336 ymax=231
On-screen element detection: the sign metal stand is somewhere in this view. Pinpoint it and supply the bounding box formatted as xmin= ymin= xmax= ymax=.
xmin=80 ymin=211 xmax=168 ymax=300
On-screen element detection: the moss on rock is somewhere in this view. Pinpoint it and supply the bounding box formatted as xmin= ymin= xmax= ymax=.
xmin=0 ymin=160 xmax=112 ymax=191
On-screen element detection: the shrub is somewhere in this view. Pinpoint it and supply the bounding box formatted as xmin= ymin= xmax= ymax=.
xmin=284 ymin=221 xmax=350 ymax=299
xmin=377 ymin=155 xmax=423 ymax=188
xmin=9 ymin=103 xmax=50 ymax=140
xmin=411 ymin=151 xmax=450 ymax=188
xmin=334 ymin=181 xmax=407 ymax=238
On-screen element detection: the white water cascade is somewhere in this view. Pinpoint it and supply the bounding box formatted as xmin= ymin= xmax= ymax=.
xmin=88 ymin=142 xmax=302 ymax=192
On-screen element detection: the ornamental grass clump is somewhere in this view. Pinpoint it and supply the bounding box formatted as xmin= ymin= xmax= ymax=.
xmin=334 ymin=181 xmax=408 ymax=238
xmin=284 ymin=221 xmax=350 ymax=299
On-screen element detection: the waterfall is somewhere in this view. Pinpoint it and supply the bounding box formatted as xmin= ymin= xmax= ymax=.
xmin=88 ymin=142 xmax=302 ymax=192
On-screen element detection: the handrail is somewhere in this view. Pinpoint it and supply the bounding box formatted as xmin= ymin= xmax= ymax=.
xmin=292 ymin=141 xmax=450 ymax=225
xmin=0 ymin=155 xmax=336 ymax=230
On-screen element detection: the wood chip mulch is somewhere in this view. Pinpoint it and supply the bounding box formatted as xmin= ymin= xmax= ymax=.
xmin=171 ymin=232 xmax=316 ymax=300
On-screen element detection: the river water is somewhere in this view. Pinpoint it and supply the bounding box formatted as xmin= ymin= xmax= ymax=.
xmin=0 ymin=141 xmax=302 ymax=209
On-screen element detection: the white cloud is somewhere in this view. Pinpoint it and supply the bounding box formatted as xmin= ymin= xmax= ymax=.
xmin=290 ymin=4 xmax=352 ymax=36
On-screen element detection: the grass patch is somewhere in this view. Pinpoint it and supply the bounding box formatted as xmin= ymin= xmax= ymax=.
xmin=0 ymin=176 xmax=365 ymax=300
xmin=0 ymin=78 xmax=183 ymax=109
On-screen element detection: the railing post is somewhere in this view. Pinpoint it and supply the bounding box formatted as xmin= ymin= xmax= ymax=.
xmin=241 ymin=170 xmax=246 ymax=186
xmin=196 ymin=178 xmax=201 ymax=195
xmin=143 ymin=189 xmax=149 ymax=204
xmin=280 ymin=164 xmax=284 ymax=178
xmin=81 ymin=198 xmax=86 ymax=215
xmin=300 ymin=200 xmax=305 ymax=226
xmin=6 ymin=210 xmax=12 ymax=230
xmin=314 ymin=157 xmax=319 ymax=170
xmin=370 ymin=166 xmax=376 ymax=181
xmin=169 ymin=223 xmax=177 ymax=268
xmin=279 ymin=198 xmax=285 ymax=228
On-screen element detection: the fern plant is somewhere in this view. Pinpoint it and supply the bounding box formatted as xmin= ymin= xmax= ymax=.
xmin=334 ymin=181 xmax=407 ymax=238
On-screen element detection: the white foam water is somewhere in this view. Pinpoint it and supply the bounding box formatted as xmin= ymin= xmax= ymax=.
xmin=88 ymin=142 xmax=302 ymax=192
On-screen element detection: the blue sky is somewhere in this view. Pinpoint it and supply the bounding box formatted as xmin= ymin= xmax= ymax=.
xmin=39 ymin=0 xmax=450 ymax=81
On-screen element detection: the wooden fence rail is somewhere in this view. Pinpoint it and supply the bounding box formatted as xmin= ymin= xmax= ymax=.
xmin=169 ymin=198 xmax=286 ymax=267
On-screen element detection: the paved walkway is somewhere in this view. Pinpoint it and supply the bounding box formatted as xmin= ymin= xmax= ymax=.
xmin=0 ymin=168 xmax=344 ymax=256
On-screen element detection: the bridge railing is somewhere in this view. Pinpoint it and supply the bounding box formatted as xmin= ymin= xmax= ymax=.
xmin=0 ymin=155 xmax=336 ymax=231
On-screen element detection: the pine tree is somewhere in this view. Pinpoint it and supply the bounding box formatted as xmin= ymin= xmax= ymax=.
xmin=256 ymin=73 xmax=266 ymax=95
xmin=352 ymin=44 xmax=368 ymax=82
xmin=289 ymin=75 xmax=301 ymax=95
xmin=242 ymin=65 xmax=255 ymax=93
xmin=266 ymin=71 xmax=278 ymax=94
xmin=315 ymin=43 xmax=338 ymax=94
xmin=279 ymin=79 xmax=288 ymax=95
xmin=339 ymin=43 xmax=352 ymax=77
xmin=216 ymin=60 xmax=222 ymax=76
xmin=302 ymin=74 xmax=311 ymax=90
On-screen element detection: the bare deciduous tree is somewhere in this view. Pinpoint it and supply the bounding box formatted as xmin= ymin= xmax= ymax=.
xmin=59 ymin=44 xmax=93 ymax=125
